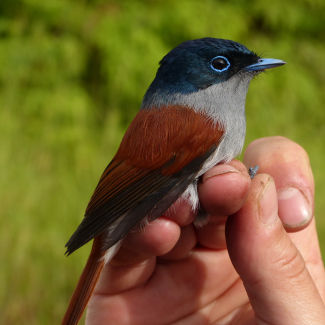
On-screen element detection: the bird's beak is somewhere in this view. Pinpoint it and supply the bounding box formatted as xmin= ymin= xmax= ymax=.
xmin=246 ymin=58 xmax=286 ymax=71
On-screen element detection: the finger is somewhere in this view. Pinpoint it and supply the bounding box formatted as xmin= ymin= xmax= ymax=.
xmin=198 ymin=159 xmax=251 ymax=216
xmin=122 ymin=217 xmax=181 ymax=258
xmin=244 ymin=136 xmax=325 ymax=300
xmin=226 ymin=174 xmax=325 ymax=324
xmin=244 ymin=136 xmax=314 ymax=231
xmin=196 ymin=160 xmax=251 ymax=249
xmin=93 ymin=217 xmax=182 ymax=296
xmin=164 ymin=160 xmax=251 ymax=226
xmin=158 ymin=224 xmax=197 ymax=261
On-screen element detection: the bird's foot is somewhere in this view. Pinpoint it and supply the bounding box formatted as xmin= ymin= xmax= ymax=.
xmin=248 ymin=165 xmax=259 ymax=179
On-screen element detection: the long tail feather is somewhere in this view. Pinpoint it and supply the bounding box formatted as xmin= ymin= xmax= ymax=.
xmin=61 ymin=236 xmax=104 ymax=325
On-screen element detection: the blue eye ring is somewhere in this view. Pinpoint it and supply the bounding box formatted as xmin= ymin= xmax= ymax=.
xmin=211 ymin=56 xmax=230 ymax=72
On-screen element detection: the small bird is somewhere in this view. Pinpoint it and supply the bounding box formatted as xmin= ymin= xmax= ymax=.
xmin=62 ymin=38 xmax=286 ymax=325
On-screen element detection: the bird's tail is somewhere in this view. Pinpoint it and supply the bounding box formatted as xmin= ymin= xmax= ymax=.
xmin=61 ymin=236 xmax=104 ymax=325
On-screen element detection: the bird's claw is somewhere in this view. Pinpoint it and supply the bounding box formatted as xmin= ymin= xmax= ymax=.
xmin=248 ymin=165 xmax=259 ymax=179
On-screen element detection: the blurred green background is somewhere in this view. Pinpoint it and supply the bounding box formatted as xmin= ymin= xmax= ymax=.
xmin=1 ymin=0 xmax=324 ymax=324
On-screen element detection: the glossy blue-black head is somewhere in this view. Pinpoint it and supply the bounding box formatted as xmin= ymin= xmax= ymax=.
xmin=158 ymin=38 xmax=258 ymax=89
xmin=142 ymin=38 xmax=285 ymax=107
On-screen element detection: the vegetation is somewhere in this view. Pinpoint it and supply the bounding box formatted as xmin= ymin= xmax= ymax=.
xmin=0 ymin=0 xmax=324 ymax=323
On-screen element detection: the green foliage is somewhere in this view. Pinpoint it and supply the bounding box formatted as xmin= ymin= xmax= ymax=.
xmin=0 ymin=0 xmax=324 ymax=323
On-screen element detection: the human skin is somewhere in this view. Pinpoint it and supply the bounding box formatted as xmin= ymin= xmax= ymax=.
xmin=86 ymin=136 xmax=325 ymax=325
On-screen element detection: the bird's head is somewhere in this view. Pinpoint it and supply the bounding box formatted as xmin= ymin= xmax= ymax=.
xmin=141 ymin=38 xmax=285 ymax=109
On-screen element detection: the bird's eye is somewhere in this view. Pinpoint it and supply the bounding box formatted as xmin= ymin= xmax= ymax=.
xmin=211 ymin=56 xmax=230 ymax=72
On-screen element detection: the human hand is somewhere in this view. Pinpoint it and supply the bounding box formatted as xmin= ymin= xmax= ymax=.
xmin=86 ymin=136 xmax=325 ymax=324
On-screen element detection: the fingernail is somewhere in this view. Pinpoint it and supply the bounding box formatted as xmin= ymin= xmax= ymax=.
xmin=202 ymin=165 xmax=240 ymax=183
xmin=259 ymin=178 xmax=279 ymax=227
xmin=277 ymin=187 xmax=312 ymax=228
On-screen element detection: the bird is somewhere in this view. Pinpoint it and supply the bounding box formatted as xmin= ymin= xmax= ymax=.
xmin=61 ymin=37 xmax=286 ymax=325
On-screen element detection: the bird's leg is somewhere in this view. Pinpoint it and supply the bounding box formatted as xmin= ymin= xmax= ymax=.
xmin=248 ymin=165 xmax=259 ymax=179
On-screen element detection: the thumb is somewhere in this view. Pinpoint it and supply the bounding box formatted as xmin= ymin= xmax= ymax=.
xmin=226 ymin=174 xmax=325 ymax=325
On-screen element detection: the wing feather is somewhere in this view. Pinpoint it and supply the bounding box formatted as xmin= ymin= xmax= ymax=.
xmin=65 ymin=145 xmax=217 ymax=255
xmin=104 ymin=145 xmax=217 ymax=249
xmin=66 ymin=105 xmax=224 ymax=255
xmin=65 ymin=164 xmax=172 ymax=254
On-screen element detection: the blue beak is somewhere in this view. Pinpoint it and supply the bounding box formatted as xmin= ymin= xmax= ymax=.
xmin=246 ymin=58 xmax=286 ymax=71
